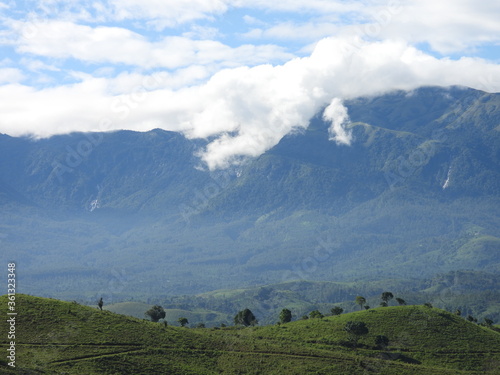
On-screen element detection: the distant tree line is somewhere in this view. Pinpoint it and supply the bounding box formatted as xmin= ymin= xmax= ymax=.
xmin=136 ymin=291 xmax=496 ymax=330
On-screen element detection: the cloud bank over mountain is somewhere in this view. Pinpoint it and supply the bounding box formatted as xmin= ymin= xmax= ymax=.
xmin=1 ymin=1 xmax=500 ymax=169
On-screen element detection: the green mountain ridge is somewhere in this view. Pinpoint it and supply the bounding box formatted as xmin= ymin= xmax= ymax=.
xmin=0 ymin=85 xmax=499 ymax=300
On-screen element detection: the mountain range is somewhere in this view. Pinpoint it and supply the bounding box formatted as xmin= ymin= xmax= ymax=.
xmin=1 ymin=85 xmax=499 ymax=303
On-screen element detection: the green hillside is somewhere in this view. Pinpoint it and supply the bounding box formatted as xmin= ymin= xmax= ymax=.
xmin=2 ymin=294 xmax=500 ymax=374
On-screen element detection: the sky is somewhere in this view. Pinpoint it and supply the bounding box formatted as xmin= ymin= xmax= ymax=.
xmin=1 ymin=0 xmax=500 ymax=169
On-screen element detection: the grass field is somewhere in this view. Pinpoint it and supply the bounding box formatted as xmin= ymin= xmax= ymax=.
xmin=1 ymin=294 xmax=500 ymax=374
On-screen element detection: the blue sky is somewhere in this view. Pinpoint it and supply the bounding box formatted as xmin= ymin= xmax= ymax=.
xmin=1 ymin=0 xmax=500 ymax=168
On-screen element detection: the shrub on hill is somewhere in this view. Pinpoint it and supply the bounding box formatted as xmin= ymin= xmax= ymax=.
xmin=234 ymin=308 xmax=258 ymax=326
xmin=145 ymin=305 xmax=166 ymax=322
xmin=343 ymin=321 xmax=369 ymax=347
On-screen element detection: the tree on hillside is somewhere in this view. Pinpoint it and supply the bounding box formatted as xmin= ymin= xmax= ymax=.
xmin=331 ymin=306 xmax=343 ymax=316
xmin=234 ymin=309 xmax=258 ymax=326
xmin=279 ymin=308 xmax=292 ymax=324
xmin=355 ymin=296 xmax=366 ymax=310
xmin=381 ymin=292 xmax=394 ymax=305
xmin=178 ymin=317 xmax=189 ymax=327
xmin=309 ymin=310 xmax=324 ymax=319
xmin=145 ymin=305 xmax=166 ymax=322
xmin=344 ymin=321 xmax=369 ymax=347
xmin=380 ymin=302 xmax=388 ymax=307
xmin=484 ymin=318 xmax=493 ymax=327
xmin=395 ymin=297 xmax=406 ymax=306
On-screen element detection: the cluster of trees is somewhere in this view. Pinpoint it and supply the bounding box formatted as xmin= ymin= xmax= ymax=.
xmin=339 ymin=321 xmax=389 ymax=349
xmin=455 ymin=309 xmax=494 ymax=327
xmin=98 ymin=292 xmax=406 ymax=327
xmin=143 ymin=305 xmax=259 ymax=328
xmin=355 ymin=292 xmax=406 ymax=310
xmin=298 ymin=307 xmax=343 ymax=321
xmin=98 ymin=292 xmax=496 ymax=331
xmin=137 ymin=302 xmax=496 ymax=337
xmin=295 ymin=295 xmax=402 ymax=322
xmin=93 ymin=293 xmax=497 ymax=356
xmin=144 ymin=305 xmax=189 ymax=327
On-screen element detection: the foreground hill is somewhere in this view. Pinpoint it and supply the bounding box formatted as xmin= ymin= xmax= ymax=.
xmin=1 ymin=294 xmax=500 ymax=374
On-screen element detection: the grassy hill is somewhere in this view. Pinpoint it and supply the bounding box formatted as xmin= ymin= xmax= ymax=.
xmin=2 ymin=294 xmax=500 ymax=374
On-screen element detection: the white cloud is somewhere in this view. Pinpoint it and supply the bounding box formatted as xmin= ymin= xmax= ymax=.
xmin=10 ymin=21 xmax=148 ymax=63
xmin=234 ymin=0 xmax=365 ymax=14
xmin=243 ymin=21 xmax=340 ymax=42
xmin=0 ymin=68 xmax=25 ymax=84
xmin=107 ymin=0 xmax=229 ymax=28
xmin=16 ymin=0 xmax=229 ymax=27
xmin=1 ymin=1 xmax=500 ymax=170
xmin=182 ymin=25 xmax=222 ymax=40
xmin=20 ymin=58 xmax=60 ymax=72
xmin=0 ymin=58 xmax=14 ymax=67
xmin=239 ymin=0 xmax=500 ymax=55
xmin=101 ymin=66 xmax=211 ymax=94
xmin=0 ymin=78 xmax=112 ymax=137
xmin=323 ymin=98 xmax=352 ymax=145
xmin=10 ymin=20 xmax=292 ymax=69
xmin=1 ymin=37 xmax=500 ymax=169
xmin=367 ymin=0 xmax=500 ymax=54
xmin=10 ymin=1 xmax=500 ymax=55
xmin=242 ymin=15 xmax=265 ymax=26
